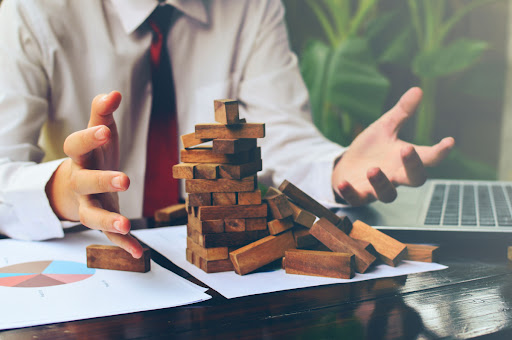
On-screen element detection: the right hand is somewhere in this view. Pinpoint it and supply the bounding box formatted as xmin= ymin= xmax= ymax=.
xmin=46 ymin=91 xmax=143 ymax=258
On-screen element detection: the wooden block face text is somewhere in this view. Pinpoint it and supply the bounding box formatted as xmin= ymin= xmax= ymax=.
xmin=279 ymin=180 xmax=341 ymax=227
xmin=188 ymin=193 xmax=212 ymax=207
xmin=185 ymin=177 xmax=256 ymax=194
xmin=245 ymin=217 xmax=268 ymax=231
xmin=310 ymin=218 xmax=376 ymax=273
xmin=194 ymin=164 xmax=218 ymax=179
xmin=349 ymin=220 xmax=407 ymax=267
xmin=172 ymin=163 xmax=196 ymax=179
xmin=200 ymin=230 xmax=269 ymax=248
xmin=267 ymin=217 xmax=294 ymax=235
xmin=86 ymin=245 xmax=151 ymax=273
xmin=238 ymin=190 xmax=262 ymax=205
xmin=265 ymin=193 xmax=293 ymax=220
xmin=181 ymin=147 xmax=255 ymax=165
xmin=225 ymin=218 xmax=246 ymax=232
xmin=154 ymin=203 xmax=187 ymax=223
xmin=405 ymin=244 xmax=439 ymax=263
xmin=213 ymin=138 xmax=257 ymax=154
xmin=214 ymin=99 xmax=241 ymax=125
xmin=284 ymin=249 xmax=355 ymax=279
xmin=181 ymin=132 xmax=212 ymax=148
xmin=229 ymin=231 xmax=296 ymax=275
xmin=198 ymin=204 xmax=267 ymax=221
xmin=187 ymin=237 xmax=228 ymax=261
xmin=212 ymin=192 xmax=237 ymax=206
xmin=195 ymin=123 xmax=265 ymax=139
xmin=292 ymin=226 xmax=319 ymax=249
xmin=289 ymin=202 xmax=316 ymax=228
xmin=218 ymin=159 xmax=262 ymax=179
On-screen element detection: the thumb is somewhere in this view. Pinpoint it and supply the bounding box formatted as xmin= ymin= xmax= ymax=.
xmin=380 ymin=87 xmax=423 ymax=135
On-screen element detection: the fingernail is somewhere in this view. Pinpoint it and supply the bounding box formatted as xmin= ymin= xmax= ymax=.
xmin=95 ymin=126 xmax=107 ymax=141
xmin=111 ymin=176 xmax=122 ymax=190
xmin=113 ymin=220 xmax=123 ymax=233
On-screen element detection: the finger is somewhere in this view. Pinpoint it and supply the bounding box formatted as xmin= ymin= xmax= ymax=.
xmin=104 ymin=231 xmax=144 ymax=259
xmin=380 ymin=87 xmax=423 ymax=135
xmin=367 ymin=167 xmax=397 ymax=203
xmin=89 ymin=91 xmax=122 ymax=128
xmin=337 ymin=181 xmax=367 ymax=206
xmin=63 ymin=125 xmax=111 ymax=165
xmin=401 ymin=145 xmax=427 ymax=187
xmin=416 ymin=137 xmax=455 ymax=167
xmin=78 ymin=197 xmax=131 ymax=234
xmin=70 ymin=170 xmax=130 ymax=195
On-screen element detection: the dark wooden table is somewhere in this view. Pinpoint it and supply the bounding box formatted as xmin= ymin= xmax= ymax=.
xmin=2 ymin=221 xmax=512 ymax=339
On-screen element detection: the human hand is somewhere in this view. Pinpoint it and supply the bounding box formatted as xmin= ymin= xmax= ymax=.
xmin=46 ymin=91 xmax=143 ymax=258
xmin=331 ymin=87 xmax=455 ymax=206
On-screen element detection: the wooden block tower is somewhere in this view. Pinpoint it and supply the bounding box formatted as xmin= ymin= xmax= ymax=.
xmin=173 ymin=99 xmax=269 ymax=273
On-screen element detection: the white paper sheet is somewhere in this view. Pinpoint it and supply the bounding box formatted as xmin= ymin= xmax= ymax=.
xmin=0 ymin=230 xmax=211 ymax=330
xmin=133 ymin=226 xmax=448 ymax=299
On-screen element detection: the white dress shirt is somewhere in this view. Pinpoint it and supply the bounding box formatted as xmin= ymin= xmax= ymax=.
xmin=0 ymin=0 xmax=345 ymax=240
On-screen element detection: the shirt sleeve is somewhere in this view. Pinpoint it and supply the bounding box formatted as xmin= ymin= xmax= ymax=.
xmin=237 ymin=0 xmax=346 ymax=204
xmin=0 ymin=0 xmax=65 ymax=240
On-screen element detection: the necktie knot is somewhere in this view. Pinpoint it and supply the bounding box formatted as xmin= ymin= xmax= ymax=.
xmin=148 ymin=4 xmax=173 ymax=68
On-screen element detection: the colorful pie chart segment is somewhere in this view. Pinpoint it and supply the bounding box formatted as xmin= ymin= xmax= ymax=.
xmin=0 ymin=260 xmax=95 ymax=288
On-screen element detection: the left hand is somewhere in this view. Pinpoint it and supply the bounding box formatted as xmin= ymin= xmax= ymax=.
xmin=332 ymin=87 xmax=455 ymax=206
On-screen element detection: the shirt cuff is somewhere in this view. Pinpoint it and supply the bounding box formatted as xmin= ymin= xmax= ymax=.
xmin=2 ymin=158 xmax=66 ymax=240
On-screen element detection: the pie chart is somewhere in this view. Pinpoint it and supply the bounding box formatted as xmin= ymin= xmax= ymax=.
xmin=0 ymin=260 xmax=95 ymax=288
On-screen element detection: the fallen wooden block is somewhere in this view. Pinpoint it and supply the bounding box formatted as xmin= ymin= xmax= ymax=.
xmin=187 ymin=237 xmax=228 ymax=261
xmin=172 ymin=163 xmax=196 ymax=179
xmin=218 ymin=159 xmax=262 ymax=179
xmin=283 ymin=249 xmax=354 ymax=279
xmin=181 ymin=132 xmax=212 ymax=149
xmin=187 ymin=248 xmax=234 ymax=273
xmin=86 ymin=245 xmax=151 ymax=273
xmin=185 ymin=177 xmax=256 ymax=193
xmin=195 ymin=123 xmax=265 ymax=139
xmin=264 ymin=188 xmax=293 ymax=220
xmin=238 ymin=190 xmax=262 ymax=205
xmin=405 ymin=244 xmax=439 ymax=263
xmin=230 ymin=231 xmax=296 ymax=275
xmin=214 ymin=99 xmax=243 ymax=125
xmin=310 ymin=218 xmax=376 ymax=273
xmin=181 ymin=147 xmax=258 ymax=165
xmin=267 ymin=217 xmax=294 ymax=235
xmin=245 ymin=217 xmax=268 ymax=231
xmin=292 ymin=226 xmax=320 ymax=249
xmin=198 ymin=203 xmax=267 ymax=221
xmin=154 ymin=203 xmax=187 ymax=223
xmin=289 ymin=201 xmax=316 ymax=228
xmin=212 ymin=138 xmax=257 ymax=154
xmin=224 ymin=218 xmax=246 ymax=232
xmin=279 ymin=180 xmax=347 ymax=232
xmin=194 ymin=164 xmax=219 ymax=179
xmin=212 ymin=192 xmax=237 ymax=206
xmin=349 ymin=220 xmax=407 ymax=267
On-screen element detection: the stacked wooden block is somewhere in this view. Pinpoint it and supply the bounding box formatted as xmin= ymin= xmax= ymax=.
xmin=173 ymin=99 xmax=269 ymax=273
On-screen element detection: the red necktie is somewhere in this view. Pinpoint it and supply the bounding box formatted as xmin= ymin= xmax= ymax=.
xmin=143 ymin=4 xmax=180 ymax=217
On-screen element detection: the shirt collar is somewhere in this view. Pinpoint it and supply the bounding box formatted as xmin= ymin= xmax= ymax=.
xmin=109 ymin=0 xmax=209 ymax=34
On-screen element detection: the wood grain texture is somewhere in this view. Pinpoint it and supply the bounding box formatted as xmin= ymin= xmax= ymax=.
xmin=154 ymin=204 xmax=187 ymax=223
xmin=245 ymin=217 xmax=268 ymax=231
xmin=238 ymin=190 xmax=262 ymax=205
xmin=214 ymin=99 xmax=241 ymax=125
xmin=212 ymin=138 xmax=257 ymax=154
xmin=289 ymin=201 xmax=316 ymax=228
xmin=229 ymin=231 xmax=296 ymax=275
xmin=218 ymin=159 xmax=262 ymax=179
xmin=188 ymin=214 xmax=224 ymax=233
xmin=188 ymin=193 xmax=212 ymax=207
xmin=86 ymin=245 xmax=150 ymax=273
xmin=172 ymin=163 xmax=196 ymax=179
xmin=181 ymin=132 xmax=212 ymax=148
xmin=181 ymin=147 xmax=254 ymax=165
xmin=186 ymin=248 xmax=234 ymax=273
xmin=212 ymin=192 xmax=237 ymax=206
xmin=265 ymin=192 xmax=293 ymax=220
xmin=310 ymin=218 xmax=376 ymax=273
xmin=267 ymin=217 xmax=294 ymax=235
xmin=195 ymin=123 xmax=265 ymax=139
xmin=185 ymin=177 xmax=256 ymax=194
xmin=292 ymin=226 xmax=320 ymax=249
xmin=194 ymin=164 xmax=219 ymax=179
xmin=284 ymin=249 xmax=354 ymax=279
xmin=194 ymin=229 xmax=269 ymax=248
xmin=349 ymin=220 xmax=407 ymax=267
xmin=224 ymin=218 xmax=246 ymax=232
xmin=405 ymin=244 xmax=439 ymax=263
xmin=187 ymin=237 xmax=228 ymax=261
xmin=198 ymin=203 xmax=267 ymax=221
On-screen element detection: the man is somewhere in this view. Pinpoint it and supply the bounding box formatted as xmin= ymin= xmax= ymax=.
xmin=0 ymin=0 xmax=454 ymax=258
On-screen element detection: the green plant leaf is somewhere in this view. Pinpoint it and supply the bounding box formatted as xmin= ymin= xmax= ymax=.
xmin=412 ymin=39 xmax=488 ymax=78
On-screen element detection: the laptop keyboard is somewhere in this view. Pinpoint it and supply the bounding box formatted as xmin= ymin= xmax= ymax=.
xmin=424 ymin=183 xmax=512 ymax=227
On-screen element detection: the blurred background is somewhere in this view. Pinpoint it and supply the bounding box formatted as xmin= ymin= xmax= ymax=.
xmin=283 ymin=0 xmax=510 ymax=181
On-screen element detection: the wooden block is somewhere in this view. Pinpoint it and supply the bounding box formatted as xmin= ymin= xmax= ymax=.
xmin=154 ymin=203 xmax=187 ymax=223
xmin=508 ymin=246 xmax=512 ymax=262
xmin=181 ymin=132 xmax=212 ymax=148
xmin=225 ymin=218 xmax=246 ymax=232
xmin=405 ymin=244 xmax=439 ymax=263
xmin=198 ymin=204 xmax=267 ymax=221
xmin=238 ymin=190 xmax=262 ymax=205
xmin=265 ymin=193 xmax=293 ymax=220
xmin=86 ymin=245 xmax=151 ymax=273
xmin=245 ymin=217 xmax=268 ymax=231
xmin=214 ymin=99 xmax=241 ymax=125
xmin=279 ymin=180 xmax=342 ymax=229
xmin=181 ymin=147 xmax=256 ymax=165
xmin=310 ymin=218 xmax=376 ymax=273
xmin=218 ymin=159 xmax=262 ymax=179
xmin=172 ymin=163 xmax=196 ymax=179
xmin=200 ymin=230 xmax=270 ymax=248
xmin=284 ymin=249 xmax=355 ymax=279
xmin=187 ymin=248 xmax=234 ymax=273
xmin=338 ymin=215 xmax=353 ymax=234
xmin=212 ymin=192 xmax=237 ymax=206
xmin=267 ymin=217 xmax=294 ymax=235
xmin=188 ymin=215 xmax=224 ymax=233
xmin=185 ymin=177 xmax=256 ymax=193
xmin=188 ymin=193 xmax=212 ymax=207
xmin=229 ymin=231 xmax=296 ymax=275
xmin=187 ymin=237 xmax=228 ymax=261
xmin=292 ymin=226 xmax=320 ymax=249
xmin=289 ymin=202 xmax=316 ymax=228
xmin=195 ymin=123 xmax=265 ymax=139
xmin=353 ymin=239 xmax=378 ymax=257
xmin=186 ymin=248 xmax=194 ymax=264
xmin=349 ymin=220 xmax=407 ymax=267
xmin=194 ymin=164 xmax=218 ymax=179
xmin=212 ymin=138 xmax=257 ymax=154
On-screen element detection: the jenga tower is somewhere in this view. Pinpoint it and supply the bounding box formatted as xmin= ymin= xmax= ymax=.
xmin=173 ymin=99 xmax=269 ymax=273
